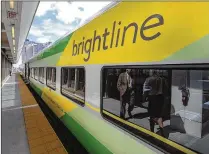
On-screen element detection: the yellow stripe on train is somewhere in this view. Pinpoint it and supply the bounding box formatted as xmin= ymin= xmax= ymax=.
xmin=41 ymin=87 xmax=78 ymax=118
xmin=57 ymin=2 xmax=209 ymax=66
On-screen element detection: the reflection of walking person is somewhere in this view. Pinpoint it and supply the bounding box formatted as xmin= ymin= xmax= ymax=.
xmin=143 ymin=70 xmax=168 ymax=137
xmin=179 ymin=85 xmax=190 ymax=106
xmin=117 ymin=69 xmax=135 ymax=119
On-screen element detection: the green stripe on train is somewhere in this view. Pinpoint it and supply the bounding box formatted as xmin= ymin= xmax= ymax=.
xmin=63 ymin=108 xmax=156 ymax=154
xmin=61 ymin=113 xmax=113 ymax=154
xmin=30 ymin=82 xmax=42 ymax=96
xmin=36 ymin=33 xmax=74 ymax=61
xmin=164 ymin=34 xmax=209 ymax=61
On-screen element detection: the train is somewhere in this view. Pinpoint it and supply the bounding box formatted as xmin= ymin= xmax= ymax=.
xmin=21 ymin=2 xmax=209 ymax=154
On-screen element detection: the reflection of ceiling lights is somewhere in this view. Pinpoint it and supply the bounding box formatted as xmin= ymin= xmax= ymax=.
xmin=10 ymin=0 xmax=14 ymax=9
xmin=12 ymin=26 xmax=15 ymax=38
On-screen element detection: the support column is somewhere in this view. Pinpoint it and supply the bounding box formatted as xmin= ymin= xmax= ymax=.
xmin=5 ymin=59 xmax=7 ymax=77
xmin=4 ymin=56 xmax=6 ymax=79
xmin=2 ymin=56 xmax=5 ymax=80
xmin=1 ymin=54 xmax=4 ymax=83
xmin=5 ymin=57 xmax=7 ymax=78
xmin=6 ymin=59 xmax=9 ymax=77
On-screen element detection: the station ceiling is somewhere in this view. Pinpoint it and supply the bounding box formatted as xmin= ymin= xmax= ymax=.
xmin=1 ymin=1 xmax=39 ymax=64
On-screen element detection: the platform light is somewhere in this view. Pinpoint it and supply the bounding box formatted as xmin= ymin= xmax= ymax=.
xmin=10 ymin=0 xmax=14 ymax=9
xmin=12 ymin=26 xmax=15 ymax=38
xmin=13 ymin=39 xmax=15 ymax=46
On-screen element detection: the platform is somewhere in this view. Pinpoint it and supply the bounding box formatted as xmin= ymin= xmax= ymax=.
xmin=2 ymin=74 xmax=67 ymax=154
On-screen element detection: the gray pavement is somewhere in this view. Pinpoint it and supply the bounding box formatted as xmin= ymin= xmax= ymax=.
xmin=103 ymin=97 xmax=209 ymax=154
xmin=1 ymin=74 xmax=30 ymax=154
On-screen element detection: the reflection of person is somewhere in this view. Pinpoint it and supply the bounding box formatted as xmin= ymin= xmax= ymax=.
xmin=117 ymin=69 xmax=135 ymax=119
xmin=9 ymin=68 xmax=12 ymax=76
xmin=143 ymin=70 xmax=168 ymax=136
xmin=106 ymin=69 xmax=114 ymax=98
xmin=115 ymin=69 xmax=121 ymax=100
xmin=179 ymin=85 xmax=190 ymax=106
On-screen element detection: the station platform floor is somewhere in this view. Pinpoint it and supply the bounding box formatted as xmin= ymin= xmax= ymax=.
xmin=2 ymin=74 xmax=67 ymax=154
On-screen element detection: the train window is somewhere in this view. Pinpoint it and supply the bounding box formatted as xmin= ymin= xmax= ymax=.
xmin=61 ymin=67 xmax=85 ymax=105
xmin=31 ymin=68 xmax=34 ymax=78
xmin=30 ymin=68 xmax=32 ymax=78
xmin=33 ymin=68 xmax=35 ymax=78
xmin=46 ymin=67 xmax=56 ymax=90
xmin=34 ymin=68 xmax=39 ymax=80
xmin=77 ymin=68 xmax=85 ymax=95
xmin=101 ymin=67 xmax=209 ymax=154
xmin=39 ymin=67 xmax=44 ymax=83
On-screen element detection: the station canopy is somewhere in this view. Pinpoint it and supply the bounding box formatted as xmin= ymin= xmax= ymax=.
xmin=1 ymin=0 xmax=39 ymax=64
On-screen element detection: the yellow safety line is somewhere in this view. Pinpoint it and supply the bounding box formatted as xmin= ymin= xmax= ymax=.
xmin=19 ymin=75 xmax=68 ymax=154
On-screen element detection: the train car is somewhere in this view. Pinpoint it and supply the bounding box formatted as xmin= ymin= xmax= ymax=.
xmin=24 ymin=2 xmax=209 ymax=154
xmin=18 ymin=63 xmax=25 ymax=76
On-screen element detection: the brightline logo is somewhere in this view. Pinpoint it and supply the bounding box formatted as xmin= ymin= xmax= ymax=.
xmin=72 ymin=14 xmax=164 ymax=62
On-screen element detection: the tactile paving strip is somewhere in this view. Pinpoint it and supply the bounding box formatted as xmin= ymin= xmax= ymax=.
xmin=18 ymin=76 xmax=68 ymax=154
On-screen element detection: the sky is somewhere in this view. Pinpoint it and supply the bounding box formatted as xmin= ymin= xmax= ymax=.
xmin=27 ymin=1 xmax=112 ymax=43
xmin=13 ymin=1 xmax=112 ymax=67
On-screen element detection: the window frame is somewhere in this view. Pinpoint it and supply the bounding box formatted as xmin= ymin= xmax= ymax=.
xmin=60 ymin=66 xmax=86 ymax=106
xmin=100 ymin=64 xmax=209 ymax=154
xmin=38 ymin=67 xmax=45 ymax=84
xmin=46 ymin=67 xmax=56 ymax=90
xmin=34 ymin=67 xmax=38 ymax=81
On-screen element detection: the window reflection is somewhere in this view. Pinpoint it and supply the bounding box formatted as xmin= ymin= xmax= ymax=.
xmin=61 ymin=67 xmax=85 ymax=105
xmin=34 ymin=67 xmax=39 ymax=80
xmin=102 ymin=68 xmax=209 ymax=154
xmin=39 ymin=67 xmax=44 ymax=83
xmin=76 ymin=68 xmax=85 ymax=93
xmin=46 ymin=68 xmax=56 ymax=89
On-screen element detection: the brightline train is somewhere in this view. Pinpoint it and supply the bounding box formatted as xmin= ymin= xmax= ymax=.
xmin=22 ymin=2 xmax=209 ymax=154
